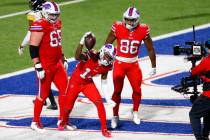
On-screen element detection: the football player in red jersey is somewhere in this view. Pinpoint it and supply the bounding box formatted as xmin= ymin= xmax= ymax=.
xmin=29 ymin=1 xmax=73 ymax=132
xmin=104 ymin=7 xmax=156 ymax=128
xmin=18 ymin=0 xmax=59 ymax=110
xmin=58 ymin=32 xmax=116 ymax=138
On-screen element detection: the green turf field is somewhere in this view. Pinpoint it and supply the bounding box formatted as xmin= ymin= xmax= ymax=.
xmin=0 ymin=0 xmax=210 ymax=74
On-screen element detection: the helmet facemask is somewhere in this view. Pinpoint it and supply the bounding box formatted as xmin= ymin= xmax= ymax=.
xmin=46 ymin=13 xmax=60 ymax=23
xmin=124 ymin=18 xmax=139 ymax=30
xmin=99 ymin=52 xmax=113 ymax=66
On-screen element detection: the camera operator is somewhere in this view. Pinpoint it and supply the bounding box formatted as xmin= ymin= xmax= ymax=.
xmin=189 ymin=41 xmax=210 ymax=140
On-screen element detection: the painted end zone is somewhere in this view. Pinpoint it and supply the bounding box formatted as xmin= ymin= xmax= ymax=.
xmin=0 ymin=26 xmax=210 ymax=139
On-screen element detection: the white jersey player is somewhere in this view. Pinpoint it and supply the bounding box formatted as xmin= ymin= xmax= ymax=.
xmin=18 ymin=0 xmax=45 ymax=55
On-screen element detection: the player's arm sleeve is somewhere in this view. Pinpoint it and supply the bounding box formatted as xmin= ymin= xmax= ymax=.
xmin=21 ymin=31 xmax=31 ymax=47
xmin=191 ymin=58 xmax=206 ymax=76
xmin=29 ymin=45 xmax=39 ymax=59
xmin=144 ymin=24 xmax=150 ymax=39
xmin=29 ymin=21 xmax=44 ymax=32
xmin=29 ymin=45 xmax=40 ymax=65
xmin=29 ymin=21 xmax=43 ymax=62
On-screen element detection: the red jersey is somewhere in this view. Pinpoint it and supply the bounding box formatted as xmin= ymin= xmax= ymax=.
xmin=71 ymin=54 xmax=112 ymax=85
xmin=30 ymin=18 xmax=62 ymax=68
xmin=191 ymin=55 xmax=210 ymax=97
xmin=112 ymin=21 xmax=149 ymax=59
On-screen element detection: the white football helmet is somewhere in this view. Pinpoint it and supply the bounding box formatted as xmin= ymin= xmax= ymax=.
xmin=123 ymin=7 xmax=140 ymax=30
xmin=42 ymin=1 xmax=60 ymax=23
xmin=99 ymin=44 xmax=116 ymax=66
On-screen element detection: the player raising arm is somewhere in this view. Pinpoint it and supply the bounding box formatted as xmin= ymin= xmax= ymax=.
xmin=58 ymin=32 xmax=116 ymax=137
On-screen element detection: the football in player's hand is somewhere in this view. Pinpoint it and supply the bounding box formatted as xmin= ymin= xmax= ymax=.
xmin=84 ymin=34 xmax=96 ymax=50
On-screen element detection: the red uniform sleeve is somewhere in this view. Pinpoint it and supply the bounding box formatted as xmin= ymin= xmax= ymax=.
xmin=29 ymin=19 xmax=45 ymax=32
xmin=191 ymin=57 xmax=207 ymax=76
xmin=111 ymin=21 xmax=122 ymax=36
xmin=102 ymin=65 xmax=113 ymax=74
xmin=140 ymin=24 xmax=150 ymax=39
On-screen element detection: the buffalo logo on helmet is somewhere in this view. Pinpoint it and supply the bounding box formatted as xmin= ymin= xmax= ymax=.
xmin=43 ymin=3 xmax=51 ymax=10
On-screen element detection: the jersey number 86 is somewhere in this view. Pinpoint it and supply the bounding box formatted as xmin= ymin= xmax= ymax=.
xmin=120 ymin=39 xmax=140 ymax=54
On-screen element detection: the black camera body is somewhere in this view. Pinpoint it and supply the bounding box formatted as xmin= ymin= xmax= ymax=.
xmin=173 ymin=42 xmax=206 ymax=63
xmin=171 ymin=25 xmax=208 ymax=103
xmin=171 ymin=75 xmax=202 ymax=103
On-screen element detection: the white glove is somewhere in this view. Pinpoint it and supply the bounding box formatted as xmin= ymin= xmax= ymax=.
xmin=19 ymin=31 xmax=30 ymax=55
xmin=149 ymin=67 xmax=156 ymax=76
xmin=79 ymin=31 xmax=94 ymax=45
xmin=18 ymin=46 xmax=24 ymax=55
xmin=101 ymin=79 xmax=116 ymax=108
xmin=35 ymin=62 xmax=45 ymax=80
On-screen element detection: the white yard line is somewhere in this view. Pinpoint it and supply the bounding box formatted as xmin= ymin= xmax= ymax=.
xmin=152 ymin=23 xmax=210 ymax=41
xmin=0 ymin=24 xmax=210 ymax=79
xmin=0 ymin=58 xmax=75 ymax=79
xmin=0 ymin=10 xmax=30 ymax=20
xmin=0 ymin=0 xmax=86 ymax=20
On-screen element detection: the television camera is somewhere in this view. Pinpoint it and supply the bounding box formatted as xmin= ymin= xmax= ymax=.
xmin=171 ymin=25 xmax=208 ymax=103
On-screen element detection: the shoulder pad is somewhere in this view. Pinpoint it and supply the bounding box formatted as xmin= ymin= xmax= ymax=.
xmin=115 ymin=21 xmax=123 ymax=25
xmin=140 ymin=23 xmax=147 ymax=27
xmin=27 ymin=11 xmax=35 ymax=21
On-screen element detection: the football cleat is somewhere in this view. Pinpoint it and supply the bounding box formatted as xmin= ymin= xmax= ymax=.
xmin=47 ymin=104 xmax=58 ymax=110
xmin=132 ymin=111 xmax=141 ymax=125
xmin=111 ymin=116 xmax=119 ymax=129
xmin=57 ymin=120 xmax=77 ymax=131
xmin=31 ymin=121 xmax=45 ymax=133
xmin=102 ymin=129 xmax=111 ymax=138
xmin=66 ymin=124 xmax=77 ymax=131
xmin=57 ymin=120 xmax=65 ymax=130
xmin=32 ymin=100 xmax=47 ymax=106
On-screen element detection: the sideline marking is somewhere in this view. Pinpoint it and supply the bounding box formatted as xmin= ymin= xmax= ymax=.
xmin=0 ymin=0 xmax=86 ymax=20
xmin=0 ymin=124 xmax=192 ymax=136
